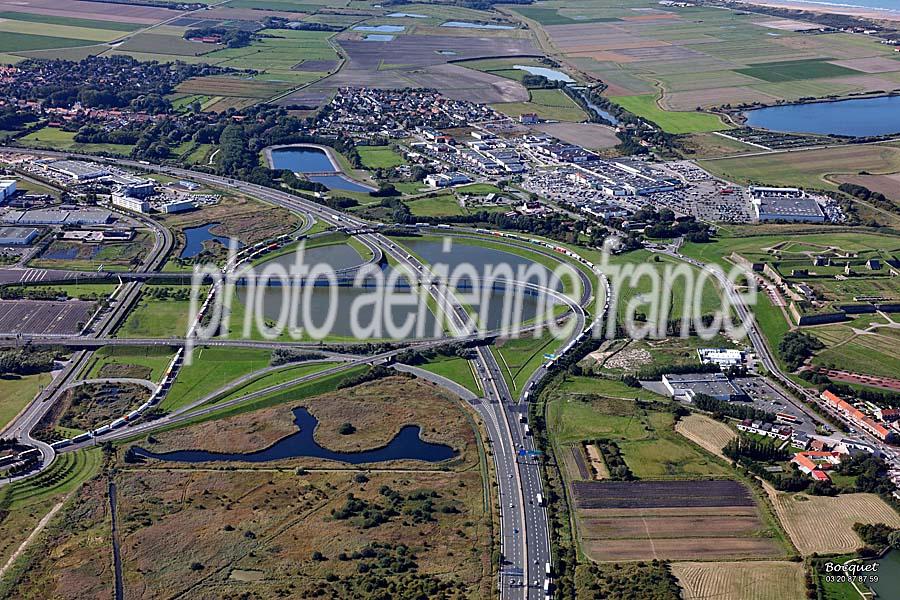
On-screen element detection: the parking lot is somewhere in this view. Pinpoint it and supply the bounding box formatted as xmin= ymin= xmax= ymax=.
xmin=0 ymin=299 xmax=95 ymax=335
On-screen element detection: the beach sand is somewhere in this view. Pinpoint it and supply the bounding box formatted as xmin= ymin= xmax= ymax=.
xmin=735 ymin=0 xmax=900 ymax=22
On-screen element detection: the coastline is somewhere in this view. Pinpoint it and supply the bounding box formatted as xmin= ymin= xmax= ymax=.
xmin=734 ymin=0 xmax=900 ymax=21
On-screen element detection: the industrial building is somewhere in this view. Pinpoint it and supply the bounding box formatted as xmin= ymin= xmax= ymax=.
xmin=0 ymin=226 xmax=38 ymax=245
xmin=0 ymin=179 xmax=16 ymax=203
xmin=160 ymin=199 xmax=195 ymax=214
xmin=662 ymin=372 xmax=746 ymax=401
xmin=2 ymin=208 xmax=112 ymax=226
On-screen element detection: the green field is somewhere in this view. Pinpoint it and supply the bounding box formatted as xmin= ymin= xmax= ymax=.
xmin=0 ymin=32 xmax=95 ymax=54
xmin=735 ymin=59 xmax=861 ymax=83
xmin=178 ymin=365 xmax=366 ymax=426
xmin=493 ymin=88 xmax=587 ymax=122
xmin=420 ymin=355 xmax=480 ymax=396
xmin=202 ymin=361 xmax=339 ymax=408
xmin=357 ymin=145 xmax=405 ymax=169
xmin=700 ymin=145 xmax=900 ymax=191
xmin=610 ymin=94 xmax=730 ymax=134
xmin=0 ymin=12 xmax=140 ymax=32
xmin=547 ymin=378 xmax=730 ymax=479
xmin=0 ymin=449 xmax=101 ymax=508
xmin=493 ymin=332 xmax=560 ymax=393
xmin=0 ymin=373 xmax=51 ymax=430
xmin=406 ymin=195 xmax=466 ymax=217
xmin=116 ymin=287 xmax=202 ymax=339
xmin=17 ymin=127 xmax=135 ymax=156
xmin=161 ymin=346 xmax=272 ymax=411
xmin=83 ymin=346 xmax=176 ymax=382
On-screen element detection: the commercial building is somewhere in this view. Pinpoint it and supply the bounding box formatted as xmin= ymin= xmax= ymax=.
xmin=424 ymin=172 xmax=471 ymax=188
xmin=0 ymin=179 xmax=16 ymax=203
xmin=749 ymin=187 xmax=825 ymax=222
xmin=662 ymin=372 xmax=745 ymax=401
xmin=45 ymin=160 xmax=109 ymax=181
xmin=697 ymin=348 xmax=744 ymax=368
xmin=0 ymin=226 xmax=38 ymax=245
xmin=111 ymin=193 xmax=150 ymax=214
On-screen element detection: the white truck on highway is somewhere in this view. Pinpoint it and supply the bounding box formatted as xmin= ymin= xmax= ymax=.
xmin=536 ymin=493 xmax=544 ymax=506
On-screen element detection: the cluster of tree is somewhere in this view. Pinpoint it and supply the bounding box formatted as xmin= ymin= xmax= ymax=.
xmin=144 ymin=287 xmax=192 ymax=301
xmin=575 ymin=560 xmax=682 ymax=600
xmin=392 ymin=341 xmax=478 ymax=366
xmin=337 ymin=365 xmax=412 ymax=389
xmin=636 ymin=208 xmax=711 ymax=242
xmin=839 ymin=182 xmax=900 ymax=217
xmin=0 ymin=106 xmax=38 ymax=131
xmin=521 ymin=74 xmax=556 ymax=89
xmin=837 ymin=454 xmax=895 ymax=497
xmin=270 ymin=349 xmax=326 ymax=366
xmin=184 ymin=27 xmax=251 ymax=48
xmin=0 ymin=286 xmax=66 ymax=301
xmin=74 ymin=124 xmax=143 ymax=146
xmin=0 ymin=349 xmax=57 ymax=376
xmin=281 ymin=170 xmax=327 ymax=193
xmin=778 ymin=330 xmax=824 ymax=371
xmin=634 ymin=362 xmax=719 ymax=381
xmin=592 ymin=439 xmax=634 ymax=480
xmin=9 ymin=56 xmax=229 ymax=110
xmin=263 ymin=17 xmax=343 ymax=31
xmin=723 ymin=435 xmax=788 ymax=462
xmin=853 ymin=522 xmax=899 ymax=549
xmin=693 ymin=393 xmax=775 ymax=423
xmin=331 ymin=492 xmax=397 ymax=528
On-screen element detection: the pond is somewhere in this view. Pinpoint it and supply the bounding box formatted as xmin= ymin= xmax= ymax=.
xmin=386 ymin=12 xmax=428 ymax=18
xmin=130 ymin=407 xmax=457 ymax=464
xmin=865 ymin=550 xmax=900 ymax=598
xmin=440 ymin=21 xmax=514 ymax=30
xmin=352 ymin=24 xmax=405 ymax=33
xmin=269 ymin=146 xmax=336 ymax=173
xmin=308 ymin=174 xmax=375 ymax=192
xmin=364 ymin=34 xmax=394 ymax=41
xmin=743 ymin=95 xmax=900 ymax=137
xmin=513 ymin=65 xmax=574 ymax=83
xmin=180 ymin=223 xmax=242 ymax=259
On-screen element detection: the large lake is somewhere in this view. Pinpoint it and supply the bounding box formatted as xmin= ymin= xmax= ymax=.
xmin=743 ymin=95 xmax=900 ymax=137
xmin=130 ymin=407 xmax=456 ymax=464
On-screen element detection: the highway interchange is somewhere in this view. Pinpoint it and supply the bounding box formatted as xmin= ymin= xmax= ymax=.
xmin=2 ymin=146 xmax=878 ymax=599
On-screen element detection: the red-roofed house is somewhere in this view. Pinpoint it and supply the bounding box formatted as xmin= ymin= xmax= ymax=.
xmin=792 ymin=450 xmax=843 ymax=482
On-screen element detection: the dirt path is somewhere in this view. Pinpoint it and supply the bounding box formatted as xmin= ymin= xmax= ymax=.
xmin=0 ymin=498 xmax=66 ymax=581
